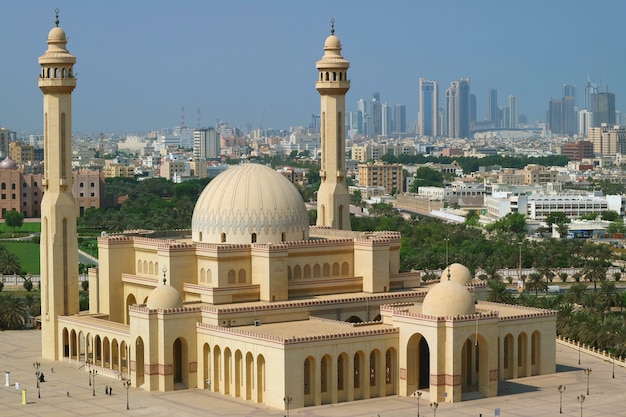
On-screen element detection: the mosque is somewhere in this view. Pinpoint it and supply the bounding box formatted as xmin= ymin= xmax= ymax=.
xmin=38 ymin=13 xmax=556 ymax=411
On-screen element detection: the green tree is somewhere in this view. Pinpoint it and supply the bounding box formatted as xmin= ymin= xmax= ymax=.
xmin=3 ymin=210 xmax=24 ymax=234
xmin=0 ymin=294 xmax=28 ymax=330
xmin=0 ymin=249 xmax=20 ymax=275
xmin=485 ymin=212 xmax=526 ymax=234
xmin=544 ymin=211 xmax=570 ymax=237
xmin=601 ymin=210 xmax=620 ymax=221
xmin=565 ymin=282 xmax=588 ymax=304
xmin=409 ymin=167 xmax=444 ymax=192
xmin=487 ymin=279 xmax=514 ymax=304
xmin=23 ymin=278 xmax=33 ymax=292
xmin=526 ymin=272 xmax=547 ymax=295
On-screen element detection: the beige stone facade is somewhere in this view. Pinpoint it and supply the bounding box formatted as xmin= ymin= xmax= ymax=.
xmin=39 ymin=19 xmax=557 ymax=413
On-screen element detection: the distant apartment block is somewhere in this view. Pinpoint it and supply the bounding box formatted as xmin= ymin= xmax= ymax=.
xmin=588 ymin=124 xmax=626 ymax=156
xmin=9 ymin=141 xmax=34 ymax=164
xmin=358 ymin=161 xmax=403 ymax=194
xmin=103 ymin=163 xmax=135 ymax=178
xmin=0 ymin=156 xmax=102 ymax=218
xmin=561 ymin=141 xmax=594 ymax=161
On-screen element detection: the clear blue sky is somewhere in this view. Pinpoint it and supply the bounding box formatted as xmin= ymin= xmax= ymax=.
xmin=1 ymin=0 xmax=624 ymax=134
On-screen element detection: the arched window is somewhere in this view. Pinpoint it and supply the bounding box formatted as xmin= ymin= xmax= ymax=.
xmin=342 ymin=262 xmax=349 ymax=276
xmin=221 ymin=233 xmax=226 ymax=243
xmin=238 ymin=269 xmax=246 ymax=283
xmin=313 ymin=264 xmax=321 ymax=278
xmin=207 ymin=269 xmax=212 ymax=284
xmin=332 ymin=262 xmax=339 ymax=276
xmin=281 ymin=232 xmax=286 ymax=242
xmin=303 ymin=264 xmax=311 ymax=279
xmin=325 ymin=72 xmax=329 ymax=81
xmin=294 ymin=265 xmax=301 ymax=280
xmin=228 ymin=270 xmax=236 ymax=284
xmin=200 ymin=268 xmax=205 ymax=283
xmin=332 ymin=72 xmax=337 ymax=81
xmin=323 ymin=263 xmax=330 ymax=277
xmin=137 ymin=260 xmax=142 ymax=273
xmin=251 ymin=233 xmax=257 ymax=243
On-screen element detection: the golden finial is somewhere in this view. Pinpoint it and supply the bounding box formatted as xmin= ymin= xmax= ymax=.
xmin=55 ymin=8 xmax=60 ymax=27
xmin=330 ymin=18 xmax=335 ymax=35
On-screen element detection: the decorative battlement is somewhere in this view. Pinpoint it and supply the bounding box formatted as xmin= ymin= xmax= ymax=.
xmin=129 ymin=304 xmax=201 ymax=315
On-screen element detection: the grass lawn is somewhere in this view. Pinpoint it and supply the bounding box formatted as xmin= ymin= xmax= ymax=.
xmin=0 ymin=222 xmax=41 ymax=234
xmin=1 ymin=242 xmax=40 ymax=274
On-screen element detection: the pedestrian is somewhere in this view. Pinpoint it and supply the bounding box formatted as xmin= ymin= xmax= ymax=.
xmin=109 ymin=386 xmax=112 ymax=395
xmin=105 ymin=385 xmax=109 ymax=395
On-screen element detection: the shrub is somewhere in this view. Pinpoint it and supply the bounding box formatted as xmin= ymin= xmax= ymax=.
xmin=23 ymin=279 xmax=33 ymax=292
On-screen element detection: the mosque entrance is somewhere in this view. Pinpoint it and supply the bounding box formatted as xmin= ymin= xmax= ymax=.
xmin=172 ymin=337 xmax=188 ymax=389
xmin=406 ymin=333 xmax=430 ymax=394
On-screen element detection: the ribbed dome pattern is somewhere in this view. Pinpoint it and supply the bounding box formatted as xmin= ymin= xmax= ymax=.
xmin=192 ymin=164 xmax=309 ymax=244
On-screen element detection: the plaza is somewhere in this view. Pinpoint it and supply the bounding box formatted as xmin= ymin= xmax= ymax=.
xmin=1 ymin=330 xmax=624 ymax=417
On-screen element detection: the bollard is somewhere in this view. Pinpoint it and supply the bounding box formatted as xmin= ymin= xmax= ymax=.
xmin=5 ymin=371 xmax=9 ymax=387
xmin=21 ymin=389 xmax=27 ymax=405
xmin=15 ymin=381 xmax=19 ymax=392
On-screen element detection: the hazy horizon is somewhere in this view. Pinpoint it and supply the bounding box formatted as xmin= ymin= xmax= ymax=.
xmin=1 ymin=0 xmax=624 ymax=134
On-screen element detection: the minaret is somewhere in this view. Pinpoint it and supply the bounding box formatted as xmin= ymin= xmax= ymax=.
xmin=38 ymin=9 xmax=79 ymax=360
xmin=315 ymin=20 xmax=351 ymax=230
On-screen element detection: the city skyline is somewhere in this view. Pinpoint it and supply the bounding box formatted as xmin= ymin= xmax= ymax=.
xmin=1 ymin=0 xmax=625 ymax=133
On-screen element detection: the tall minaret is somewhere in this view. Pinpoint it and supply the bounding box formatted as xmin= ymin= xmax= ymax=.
xmin=315 ymin=20 xmax=351 ymax=230
xmin=38 ymin=9 xmax=79 ymax=360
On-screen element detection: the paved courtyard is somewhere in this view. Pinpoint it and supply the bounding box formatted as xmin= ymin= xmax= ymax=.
xmin=0 ymin=330 xmax=624 ymax=417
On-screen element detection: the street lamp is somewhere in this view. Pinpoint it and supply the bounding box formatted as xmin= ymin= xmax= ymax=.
xmin=124 ymin=380 xmax=131 ymax=410
xmin=558 ymin=385 xmax=566 ymax=414
xmin=577 ymin=394 xmax=585 ymax=417
xmin=430 ymin=401 xmax=438 ymax=417
xmin=578 ymin=341 xmax=581 ymax=365
xmin=33 ymin=361 xmax=40 ymax=399
xmin=584 ymin=368 xmax=591 ymax=395
xmin=444 ymin=238 xmax=450 ymax=279
xmin=612 ymin=356 xmax=615 ymax=379
xmin=91 ymin=369 xmax=97 ymax=396
xmin=412 ymin=390 xmax=422 ymax=417
xmin=283 ymin=396 xmax=292 ymax=417
xmin=87 ymin=360 xmax=91 ymax=386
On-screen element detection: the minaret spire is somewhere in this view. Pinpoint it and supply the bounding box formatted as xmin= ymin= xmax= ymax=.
xmin=38 ymin=14 xmax=79 ymax=360
xmin=55 ymin=8 xmax=59 ymax=27
xmin=315 ymin=22 xmax=351 ymax=230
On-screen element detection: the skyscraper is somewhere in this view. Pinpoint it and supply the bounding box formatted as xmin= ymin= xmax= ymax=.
xmin=381 ymin=102 xmax=393 ymax=136
xmin=394 ymin=104 xmax=406 ymax=134
xmin=315 ymin=24 xmax=351 ymax=230
xmin=548 ymin=99 xmax=562 ymax=134
xmin=507 ymin=95 xmax=518 ymax=129
xmin=371 ymin=92 xmax=381 ymax=136
xmin=419 ymin=78 xmax=439 ymax=136
xmin=470 ymin=93 xmax=477 ymax=126
xmin=445 ymin=78 xmax=470 ymax=138
xmin=584 ymin=78 xmax=600 ymax=111
xmin=487 ymin=88 xmax=498 ymax=126
xmin=592 ymin=92 xmax=616 ymax=127
xmin=193 ymin=128 xmax=220 ymax=159
xmin=562 ymin=95 xmax=577 ymax=135
xmin=38 ymin=12 xmax=80 ymax=359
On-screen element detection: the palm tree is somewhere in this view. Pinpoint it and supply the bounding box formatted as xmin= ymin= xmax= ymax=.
xmin=0 ymin=294 xmax=28 ymax=330
xmin=598 ymin=280 xmax=620 ymax=313
xmin=526 ymin=272 xmax=547 ymax=296
xmin=556 ymin=303 xmax=575 ymax=337
xmin=487 ymin=279 xmax=514 ymax=304
xmin=0 ymin=250 xmax=20 ymax=275
xmin=565 ymin=282 xmax=588 ymax=304
xmin=582 ymin=257 xmax=608 ymax=291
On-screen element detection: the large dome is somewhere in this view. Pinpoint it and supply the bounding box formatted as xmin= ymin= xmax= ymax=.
xmin=192 ymin=164 xmax=309 ymax=244
xmin=441 ymin=263 xmax=473 ymax=285
xmin=146 ymin=284 xmax=183 ymax=310
xmin=422 ymin=280 xmax=475 ymax=317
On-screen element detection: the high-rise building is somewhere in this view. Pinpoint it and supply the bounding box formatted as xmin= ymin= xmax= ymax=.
xmin=584 ymin=78 xmax=600 ymax=110
xmin=381 ymin=102 xmax=393 ymax=136
xmin=588 ymin=124 xmax=626 ymax=156
xmin=507 ymin=95 xmax=518 ymax=129
xmin=592 ymin=92 xmax=616 ymax=127
xmin=579 ymin=109 xmax=592 ymax=135
xmin=193 ymin=128 xmax=220 ymax=159
xmin=445 ymin=78 xmax=470 ymax=138
xmin=487 ymin=88 xmax=498 ymax=126
xmin=548 ymin=99 xmax=562 ymax=134
xmin=38 ymin=13 xmax=80 ymax=359
xmin=394 ymin=104 xmax=406 ymax=134
xmin=371 ymin=92 xmax=381 ymax=136
xmin=562 ymin=95 xmax=577 ymax=135
xmin=419 ymin=78 xmax=439 ymax=136
xmin=470 ymin=93 xmax=477 ymax=126
xmin=563 ymin=84 xmax=576 ymax=106
xmin=315 ymin=26 xmax=351 ymax=230
xmin=357 ymin=98 xmax=366 ymax=135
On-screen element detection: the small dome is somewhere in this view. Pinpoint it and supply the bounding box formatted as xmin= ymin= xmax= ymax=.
xmin=422 ymin=280 xmax=475 ymax=317
xmin=441 ymin=263 xmax=473 ymax=285
xmin=0 ymin=156 xmax=17 ymax=170
xmin=324 ymin=35 xmax=341 ymax=50
xmin=146 ymin=284 xmax=183 ymax=310
xmin=192 ymin=164 xmax=309 ymax=244
xmin=48 ymin=27 xmax=67 ymax=43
